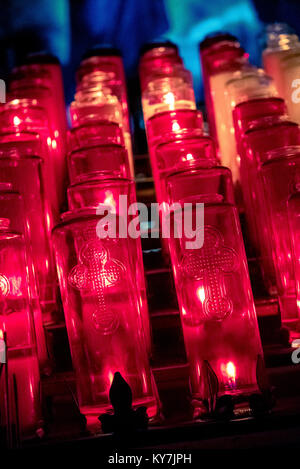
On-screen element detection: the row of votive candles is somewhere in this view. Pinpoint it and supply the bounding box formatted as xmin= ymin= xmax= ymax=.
xmin=199 ymin=27 xmax=300 ymax=327
xmin=1 ymin=25 xmax=300 ymax=439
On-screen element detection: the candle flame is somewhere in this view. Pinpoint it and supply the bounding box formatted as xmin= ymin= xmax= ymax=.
xmin=164 ymin=91 xmax=175 ymax=108
xmin=13 ymin=116 xmax=21 ymax=126
xmin=196 ymin=286 xmax=205 ymax=303
xmin=172 ymin=122 xmax=180 ymax=132
xmin=226 ymin=361 xmax=236 ymax=380
xmin=104 ymin=191 xmax=116 ymax=212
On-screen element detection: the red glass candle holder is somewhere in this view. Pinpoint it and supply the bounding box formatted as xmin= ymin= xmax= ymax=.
xmin=232 ymin=97 xmax=287 ymax=147
xmin=200 ymin=35 xmax=239 ymax=143
xmin=146 ymin=109 xmax=204 ymax=203
xmin=67 ymin=177 xmax=151 ymax=352
xmin=0 ymin=185 xmax=50 ymax=373
xmin=0 ymin=137 xmax=58 ymax=324
xmin=154 ymin=136 xmax=216 ymax=210
xmin=142 ymin=72 xmax=196 ymax=123
xmin=68 ymin=121 xmax=124 ymax=153
xmin=147 ymin=109 xmax=203 ymax=145
xmin=261 ymin=146 xmax=300 ymax=322
xmin=0 ymin=218 xmax=43 ymax=439
xmin=52 ymin=208 xmax=158 ymax=426
xmin=70 ymin=83 xmax=123 ymax=127
xmin=13 ymin=53 xmax=67 ymax=135
xmin=287 ymin=192 xmax=300 ymax=321
xmin=70 ymin=88 xmax=134 ymax=177
xmin=76 ymin=51 xmax=131 ymax=164
xmin=139 ymin=42 xmax=182 ymax=92
xmin=200 ymin=41 xmax=247 ymax=145
xmin=240 ymin=119 xmax=300 ymax=295
xmin=0 ymin=99 xmax=61 ymax=222
xmin=68 ymin=143 xmax=131 ymax=184
xmin=140 ymin=61 xmax=185 ymax=94
xmin=9 ymin=81 xmax=67 ymax=211
xmin=76 ymin=50 xmax=127 ymax=103
xmin=224 ymin=68 xmax=278 ymax=183
xmin=165 ymin=167 xmax=263 ymax=409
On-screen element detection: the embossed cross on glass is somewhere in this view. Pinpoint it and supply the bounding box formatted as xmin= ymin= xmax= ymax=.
xmin=52 ymin=208 xmax=158 ymax=430
xmin=69 ymin=240 xmax=125 ymax=334
xmin=181 ymin=227 xmax=238 ymax=322
xmin=166 ymin=163 xmax=264 ymax=415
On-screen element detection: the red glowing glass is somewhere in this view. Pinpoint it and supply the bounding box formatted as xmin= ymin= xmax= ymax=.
xmin=13 ymin=53 xmax=67 ymax=135
xmin=200 ymin=40 xmax=247 ymax=144
xmin=52 ymin=208 xmax=158 ymax=428
xmin=9 ymin=80 xmax=67 ymax=207
xmin=261 ymin=146 xmax=300 ymax=323
xmin=68 ymin=121 xmax=125 ymax=153
xmin=0 ymin=218 xmax=42 ymax=439
xmin=142 ymin=71 xmax=196 ymax=123
xmin=200 ymin=35 xmax=238 ymax=142
xmin=139 ymin=43 xmax=182 ymax=92
xmin=240 ymin=119 xmax=300 ymax=295
xmin=287 ymin=192 xmax=300 ymax=322
xmin=76 ymin=51 xmax=127 ymax=95
xmin=0 ymin=185 xmax=50 ymax=373
xmin=146 ymin=109 xmax=204 ymax=203
xmin=232 ymin=97 xmax=287 ymax=149
xmin=165 ymin=167 xmax=263 ymax=408
xmin=76 ymin=51 xmax=130 ymax=148
xmin=0 ymin=137 xmax=58 ymax=324
xmin=154 ymin=136 xmax=216 ymax=209
xmin=70 ymin=84 xmax=134 ymax=177
xmin=0 ymin=99 xmax=61 ymax=221
xmin=67 ymin=177 xmax=151 ymax=352
xmin=68 ymin=143 xmax=131 ymax=184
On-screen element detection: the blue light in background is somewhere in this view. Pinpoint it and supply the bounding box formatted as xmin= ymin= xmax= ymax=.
xmin=163 ymin=0 xmax=264 ymax=101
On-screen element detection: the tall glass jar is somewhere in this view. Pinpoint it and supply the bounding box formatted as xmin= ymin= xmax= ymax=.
xmin=52 ymin=208 xmax=158 ymax=428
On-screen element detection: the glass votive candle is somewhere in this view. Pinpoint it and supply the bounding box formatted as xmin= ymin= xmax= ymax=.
xmin=146 ymin=109 xmax=204 ymax=205
xmin=287 ymin=192 xmax=300 ymax=321
xmin=0 ymin=136 xmax=58 ymax=324
xmin=67 ymin=176 xmax=151 ymax=353
xmin=154 ymin=136 xmax=216 ymax=211
xmin=200 ymin=42 xmax=248 ymax=148
xmin=261 ymin=146 xmax=300 ymax=323
xmin=52 ymin=207 xmax=158 ymax=426
xmin=68 ymin=121 xmax=124 ymax=153
xmin=0 ymin=98 xmax=60 ymax=222
xmin=207 ymin=56 xmax=249 ymax=183
xmin=224 ymin=68 xmax=278 ymax=184
xmin=200 ymin=34 xmax=240 ymax=142
xmin=142 ymin=74 xmax=196 ymax=123
xmin=13 ymin=52 xmax=67 ymax=136
xmin=76 ymin=48 xmax=127 ymax=103
xmin=68 ymin=143 xmax=131 ymax=183
xmin=262 ymin=23 xmax=300 ymax=99
xmin=76 ymin=50 xmax=131 ymax=161
xmin=70 ymin=88 xmax=134 ymax=177
xmin=140 ymin=62 xmax=186 ymax=94
xmin=70 ymin=87 xmax=123 ymax=127
xmin=0 ymin=185 xmax=49 ymax=374
xmin=232 ymin=97 xmax=287 ymax=181
xmin=139 ymin=42 xmax=182 ymax=91
xmin=9 ymin=80 xmax=67 ymax=210
xmin=241 ymin=119 xmax=300 ymax=295
xmin=0 ymin=218 xmax=43 ymax=439
xmin=165 ymin=167 xmax=264 ymax=410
